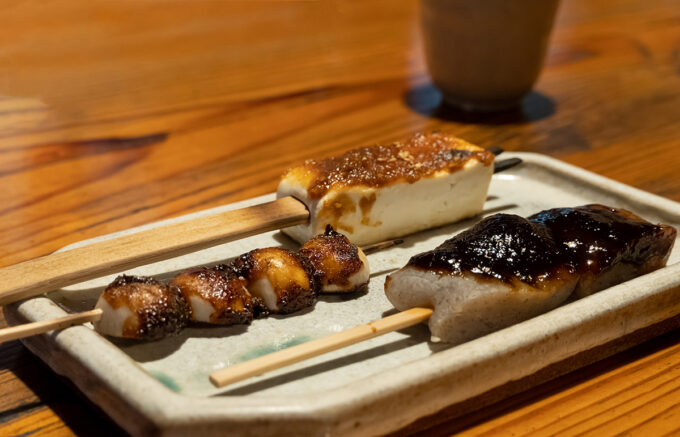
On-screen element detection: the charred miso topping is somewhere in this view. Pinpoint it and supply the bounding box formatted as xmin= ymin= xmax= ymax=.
xmin=529 ymin=204 xmax=676 ymax=275
xmin=407 ymin=205 xmax=676 ymax=288
xmin=292 ymin=132 xmax=494 ymax=199
xmin=299 ymin=225 xmax=365 ymax=287
xmin=169 ymin=265 xmax=258 ymax=325
xmin=232 ymin=247 xmax=320 ymax=314
xmin=102 ymin=275 xmax=190 ymax=340
xmin=408 ymin=214 xmax=571 ymax=285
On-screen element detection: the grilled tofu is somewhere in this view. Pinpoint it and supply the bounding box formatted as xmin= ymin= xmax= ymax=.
xmin=277 ymin=132 xmax=494 ymax=246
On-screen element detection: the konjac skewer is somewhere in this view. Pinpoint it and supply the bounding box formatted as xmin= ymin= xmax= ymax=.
xmin=209 ymin=204 xmax=675 ymax=387
xmin=0 ymin=133 xmax=503 ymax=307
xmin=0 ymin=227 xmax=373 ymax=343
xmin=385 ymin=213 xmax=577 ymax=344
xmin=387 ymin=204 xmax=676 ymax=344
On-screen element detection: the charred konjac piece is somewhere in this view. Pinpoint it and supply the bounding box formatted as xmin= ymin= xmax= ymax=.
xmin=169 ymin=264 xmax=266 ymax=325
xmin=385 ymin=204 xmax=676 ymax=344
xmin=299 ymin=225 xmax=370 ymax=293
xmin=232 ymin=247 xmax=320 ymax=314
xmin=94 ymin=275 xmax=190 ymax=341
xmin=530 ymin=204 xmax=676 ymax=297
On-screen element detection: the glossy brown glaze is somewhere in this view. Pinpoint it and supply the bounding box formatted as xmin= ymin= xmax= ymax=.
xmin=169 ymin=265 xmax=264 ymax=325
xmin=100 ymin=275 xmax=190 ymax=341
xmin=407 ymin=213 xmax=574 ymax=288
xmin=317 ymin=192 xmax=357 ymax=234
xmin=529 ymin=204 xmax=677 ymax=295
xmin=299 ymin=225 xmax=367 ymax=291
xmin=407 ymin=205 xmax=675 ymax=294
xmin=284 ymin=133 xmax=494 ymax=199
xmin=232 ymin=247 xmax=320 ymax=314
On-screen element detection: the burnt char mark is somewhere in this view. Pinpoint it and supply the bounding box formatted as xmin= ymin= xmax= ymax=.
xmin=408 ymin=214 xmax=571 ymax=286
xmin=232 ymin=247 xmax=320 ymax=314
xmin=529 ymin=204 xmax=677 ymax=275
xmin=103 ymin=275 xmax=190 ymax=341
xmin=295 ymin=132 xmax=494 ymax=199
xmin=108 ymin=274 xmax=161 ymax=287
xmin=169 ymin=265 xmax=254 ymax=325
xmin=282 ymin=253 xmax=320 ymax=313
xmin=299 ymin=225 xmax=364 ymax=288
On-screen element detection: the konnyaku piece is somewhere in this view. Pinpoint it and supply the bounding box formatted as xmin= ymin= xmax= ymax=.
xmin=94 ymin=275 xmax=190 ymax=341
xmin=299 ymin=225 xmax=370 ymax=293
xmin=169 ymin=264 xmax=264 ymax=325
xmin=385 ymin=204 xmax=676 ymax=344
xmin=232 ymin=248 xmax=320 ymax=314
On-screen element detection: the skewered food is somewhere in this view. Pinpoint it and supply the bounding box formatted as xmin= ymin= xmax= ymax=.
xmin=94 ymin=226 xmax=369 ymax=340
xmin=530 ymin=205 xmax=676 ymax=298
xmin=385 ymin=214 xmax=578 ymax=344
xmin=232 ymin=247 xmax=320 ymax=314
xmin=277 ymin=132 xmax=495 ymax=246
xmin=93 ymin=275 xmax=190 ymax=341
xmin=385 ymin=204 xmax=676 ymax=344
xmin=169 ymin=264 xmax=265 ymax=324
xmin=299 ymin=225 xmax=370 ymax=293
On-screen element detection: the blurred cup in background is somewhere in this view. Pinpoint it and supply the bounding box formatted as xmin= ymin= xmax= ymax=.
xmin=421 ymin=0 xmax=560 ymax=112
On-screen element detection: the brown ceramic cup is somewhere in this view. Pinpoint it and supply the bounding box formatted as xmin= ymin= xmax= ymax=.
xmin=421 ymin=0 xmax=560 ymax=112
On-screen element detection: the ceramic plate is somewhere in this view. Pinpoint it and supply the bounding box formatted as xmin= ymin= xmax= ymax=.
xmin=5 ymin=152 xmax=680 ymax=436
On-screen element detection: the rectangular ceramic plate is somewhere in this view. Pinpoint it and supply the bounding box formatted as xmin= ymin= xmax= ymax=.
xmin=5 ymin=153 xmax=680 ymax=437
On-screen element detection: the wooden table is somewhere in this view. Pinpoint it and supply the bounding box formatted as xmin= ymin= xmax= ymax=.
xmin=1 ymin=0 xmax=679 ymax=435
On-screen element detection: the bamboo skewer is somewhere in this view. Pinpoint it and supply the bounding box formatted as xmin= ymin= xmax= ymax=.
xmin=0 ymin=154 xmax=517 ymax=308
xmin=0 ymin=238 xmax=405 ymax=343
xmin=0 ymin=196 xmax=309 ymax=306
xmin=0 ymin=309 xmax=103 ymax=344
xmin=361 ymin=238 xmax=404 ymax=254
xmin=209 ymin=307 xmax=433 ymax=388
xmin=0 ymin=214 xmax=415 ymax=347
xmin=0 ymin=156 xmax=521 ymax=345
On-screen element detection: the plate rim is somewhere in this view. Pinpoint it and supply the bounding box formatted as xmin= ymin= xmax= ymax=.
xmin=6 ymin=151 xmax=680 ymax=436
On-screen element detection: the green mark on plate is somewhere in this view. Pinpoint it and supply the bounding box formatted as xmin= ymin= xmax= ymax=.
xmin=237 ymin=336 xmax=312 ymax=362
xmin=151 ymin=370 xmax=181 ymax=393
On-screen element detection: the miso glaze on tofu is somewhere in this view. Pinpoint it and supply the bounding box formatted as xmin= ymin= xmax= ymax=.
xmin=277 ymin=132 xmax=495 ymax=246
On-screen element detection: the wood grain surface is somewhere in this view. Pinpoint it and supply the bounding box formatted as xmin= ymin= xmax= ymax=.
xmin=0 ymin=0 xmax=679 ymax=435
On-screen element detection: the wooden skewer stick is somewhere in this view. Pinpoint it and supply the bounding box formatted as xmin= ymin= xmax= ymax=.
xmin=209 ymin=307 xmax=433 ymax=388
xmin=0 ymin=236 xmax=407 ymax=343
xmin=0 ymin=157 xmax=521 ymax=308
xmin=0 ymin=308 xmax=103 ymax=344
xmin=0 ymin=159 xmax=521 ymax=351
xmin=0 ymin=196 xmax=309 ymax=306
xmin=361 ymin=238 xmax=404 ymax=255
